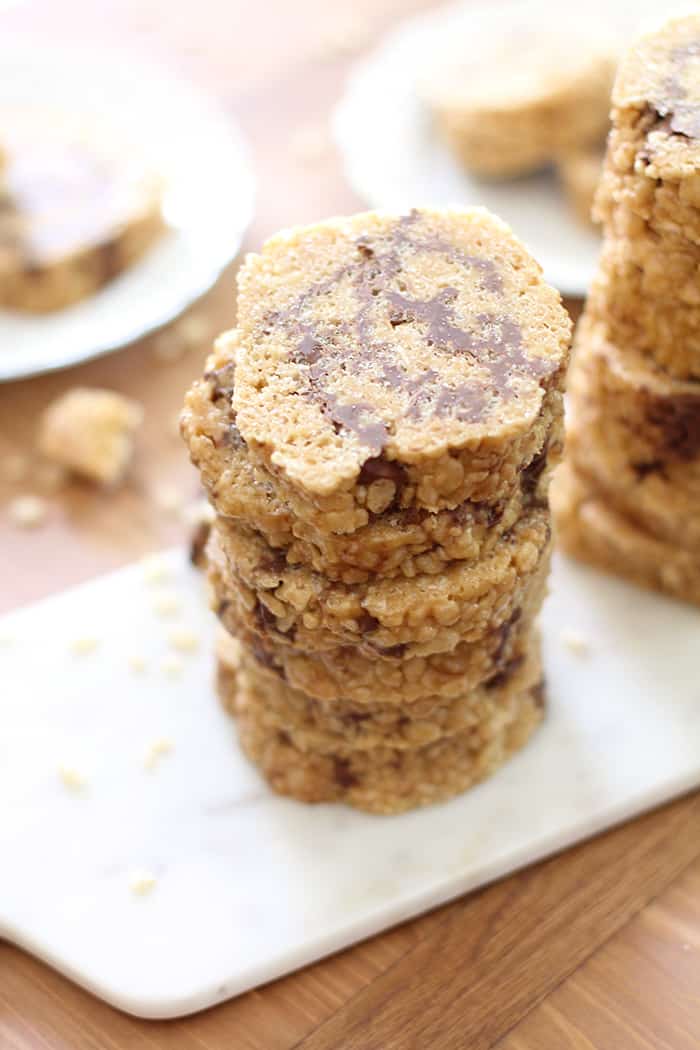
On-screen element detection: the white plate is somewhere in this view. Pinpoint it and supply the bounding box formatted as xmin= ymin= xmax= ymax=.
xmin=333 ymin=0 xmax=670 ymax=296
xmin=0 ymin=44 xmax=254 ymax=381
xmin=1 ymin=550 xmax=699 ymax=1018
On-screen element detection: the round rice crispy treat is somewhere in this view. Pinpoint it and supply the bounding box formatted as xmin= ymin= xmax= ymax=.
xmin=182 ymin=358 xmax=563 ymax=583
xmin=595 ymin=16 xmax=700 ymax=254
xmin=185 ymin=208 xmax=571 ymax=535
xmin=586 ymin=226 xmax=700 ymax=380
xmin=232 ymin=673 xmax=545 ymax=814
xmin=552 ymin=462 xmax=700 ymax=607
xmin=419 ymin=19 xmax=613 ymax=179
xmin=218 ymin=633 xmax=542 ymax=754
xmin=0 ymin=116 xmax=164 ymax=312
xmin=213 ymin=572 xmax=546 ymax=705
xmin=566 ymin=319 xmax=700 ymax=551
xmin=208 ymin=509 xmax=552 ymax=657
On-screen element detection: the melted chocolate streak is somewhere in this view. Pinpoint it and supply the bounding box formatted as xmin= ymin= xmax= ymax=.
xmin=650 ymin=40 xmax=700 ymax=140
xmin=262 ymin=211 xmax=555 ymax=454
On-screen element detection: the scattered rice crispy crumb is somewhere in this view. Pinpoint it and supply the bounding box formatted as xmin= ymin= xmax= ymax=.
xmin=129 ymin=655 xmax=147 ymax=673
xmin=59 ymin=765 xmax=86 ymax=792
xmin=129 ymin=871 xmax=157 ymax=896
xmin=152 ymin=315 xmax=209 ymax=363
xmin=168 ymin=627 xmax=199 ymax=653
xmin=8 ymin=495 xmax=47 ymax=528
xmin=141 ymin=553 xmax=170 ymax=585
xmin=560 ymin=630 xmax=590 ymax=656
xmin=38 ymin=387 xmax=143 ymax=485
xmin=152 ymin=592 xmax=181 ymax=618
xmin=162 ymin=655 xmax=184 ymax=677
xmin=178 ymin=315 xmax=209 ymax=347
xmin=1 ymin=453 xmax=29 ymax=484
xmin=144 ymin=737 xmax=173 ymax=770
xmin=69 ymin=636 xmax=99 ymax=655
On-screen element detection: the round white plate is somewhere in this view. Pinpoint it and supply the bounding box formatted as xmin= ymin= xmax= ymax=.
xmin=333 ymin=0 xmax=671 ymax=297
xmin=0 ymin=44 xmax=255 ymax=382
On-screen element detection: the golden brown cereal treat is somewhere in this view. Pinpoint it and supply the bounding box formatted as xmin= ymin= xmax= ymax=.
xmin=557 ymin=143 xmax=605 ymax=227
xmin=183 ymin=358 xmax=564 ymax=582
xmin=420 ymin=25 xmax=613 ymax=178
xmin=0 ymin=126 xmax=164 ymax=312
xmin=553 ymin=462 xmax=700 ymax=607
xmin=586 ymin=228 xmax=700 ymax=380
xmin=185 ymin=209 xmax=571 ymax=534
xmin=38 ymin=387 xmax=144 ymax=485
xmin=208 ymin=512 xmax=552 ymax=657
xmin=219 ymin=637 xmax=541 ymax=754
xmin=219 ymin=582 xmax=542 ymax=705
xmin=565 ymin=320 xmax=700 ymax=551
xmin=232 ymin=676 xmax=545 ymax=814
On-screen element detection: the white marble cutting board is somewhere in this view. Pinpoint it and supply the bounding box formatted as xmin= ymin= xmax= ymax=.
xmin=1 ymin=550 xmax=698 ymax=1019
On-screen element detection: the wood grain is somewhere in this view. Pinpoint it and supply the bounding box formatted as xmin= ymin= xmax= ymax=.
xmin=1 ymin=1 xmax=699 ymax=1048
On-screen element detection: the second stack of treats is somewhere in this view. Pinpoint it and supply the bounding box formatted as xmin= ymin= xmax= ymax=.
xmin=554 ymin=14 xmax=700 ymax=606
xmin=182 ymin=207 xmax=572 ymax=813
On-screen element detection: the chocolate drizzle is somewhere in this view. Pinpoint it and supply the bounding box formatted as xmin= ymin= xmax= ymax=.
xmin=647 ymin=39 xmax=700 ymax=143
xmin=263 ymin=210 xmax=556 ymax=458
xmin=646 ymin=392 xmax=700 ymax=461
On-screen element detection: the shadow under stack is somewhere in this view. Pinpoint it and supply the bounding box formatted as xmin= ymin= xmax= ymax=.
xmin=183 ymin=207 xmax=571 ymax=813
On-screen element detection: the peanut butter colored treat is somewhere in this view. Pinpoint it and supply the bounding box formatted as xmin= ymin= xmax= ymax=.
xmin=232 ymin=676 xmax=544 ymax=814
xmin=420 ymin=25 xmax=613 ymax=179
xmin=183 ymin=358 xmax=563 ymax=583
xmin=590 ymin=15 xmax=700 ymax=379
xmin=39 ymin=387 xmax=143 ymax=485
xmin=557 ymin=143 xmax=605 ymax=227
xmin=555 ymin=16 xmax=700 ymax=605
xmin=185 ymin=210 xmax=570 ymax=534
xmin=209 ymin=511 xmax=551 ymax=656
xmin=185 ymin=207 xmax=568 ymax=812
xmin=553 ymin=463 xmax=700 ymax=606
xmin=220 ymin=639 xmax=541 ymax=755
xmin=565 ymin=321 xmax=700 ymax=552
xmin=0 ymin=122 xmax=164 ymax=312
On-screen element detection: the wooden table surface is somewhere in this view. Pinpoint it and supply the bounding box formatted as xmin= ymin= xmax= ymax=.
xmin=2 ymin=2 xmax=699 ymax=1047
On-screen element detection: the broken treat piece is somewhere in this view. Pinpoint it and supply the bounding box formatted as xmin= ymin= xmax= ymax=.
xmin=185 ymin=208 xmax=571 ymax=535
xmin=39 ymin=387 xmax=143 ymax=485
xmin=420 ymin=20 xmax=613 ymax=178
xmin=208 ymin=508 xmax=552 ymax=657
xmin=0 ymin=116 xmax=165 ymax=312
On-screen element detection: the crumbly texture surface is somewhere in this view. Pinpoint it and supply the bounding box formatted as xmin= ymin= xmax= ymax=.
xmin=183 ymin=209 xmax=571 ymax=533
xmin=38 ymin=387 xmax=144 ymax=485
xmin=0 ymin=121 xmax=164 ymax=312
xmin=218 ymin=632 xmax=541 ymax=754
xmin=553 ymin=462 xmax=700 ymax=607
xmin=594 ymin=17 xmax=700 ymax=257
xmin=557 ymin=143 xmax=605 ymax=227
xmin=183 ymin=359 xmax=563 ymax=583
xmin=208 ymin=513 xmax=551 ymax=657
xmin=420 ymin=24 xmax=613 ymax=178
xmin=214 ymin=572 xmax=545 ymax=705
xmin=586 ymin=228 xmax=700 ymax=380
xmin=231 ymin=674 xmax=544 ymax=814
xmin=565 ymin=319 xmax=700 ymax=551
